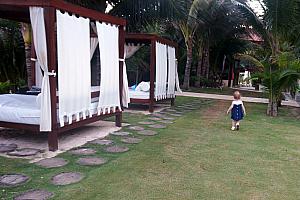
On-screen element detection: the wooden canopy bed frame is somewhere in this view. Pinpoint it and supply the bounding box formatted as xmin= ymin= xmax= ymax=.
xmin=125 ymin=33 xmax=178 ymax=113
xmin=0 ymin=0 xmax=126 ymax=151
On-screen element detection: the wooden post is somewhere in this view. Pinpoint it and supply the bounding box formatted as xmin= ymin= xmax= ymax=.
xmin=116 ymin=25 xmax=125 ymax=127
xmin=149 ymin=39 xmax=156 ymax=113
xmin=44 ymin=7 xmax=58 ymax=151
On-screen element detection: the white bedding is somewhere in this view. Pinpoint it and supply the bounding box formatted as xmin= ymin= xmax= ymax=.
xmin=129 ymin=89 xmax=150 ymax=100
xmin=0 ymin=94 xmax=99 ymax=125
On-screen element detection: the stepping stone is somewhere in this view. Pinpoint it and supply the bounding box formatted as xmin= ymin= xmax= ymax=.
xmin=36 ymin=158 xmax=68 ymax=169
xmin=138 ymin=121 xmax=155 ymax=125
xmin=69 ymin=148 xmax=96 ymax=156
xmin=137 ymin=130 xmax=158 ymax=136
xmin=165 ymin=109 xmax=176 ymax=112
xmin=121 ymin=137 xmax=142 ymax=144
xmin=168 ymin=113 xmax=182 ymax=117
xmin=128 ymin=126 xmax=145 ymax=131
xmin=0 ymin=144 xmax=17 ymax=153
xmin=148 ymin=124 xmax=167 ymax=129
xmin=14 ymin=189 xmax=54 ymax=200
xmin=8 ymin=148 xmax=40 ymax=157
xmin=104 ymin=145 xmax=129 ymax=153
xmin=152 ymin=113 xmax=166 ymax=118
xmin=77 ymin=157 xmax=107 ymax=166
xmin=160 ymin=120 xmax=174 ymax=124
xmin=51 ymin=172 xmax=84 ymax=186
xmin=148 ymin=117 xmax=162 ymax=121
xmin=163 ymin=117 xmax=175 ymax=120
xmin=90 ymin=139 xmax=113 ymax=145
xmin=0 ymin=174 xmax=30 ymax=187
xmin=111 ymin=131 xmax=131 ymax=136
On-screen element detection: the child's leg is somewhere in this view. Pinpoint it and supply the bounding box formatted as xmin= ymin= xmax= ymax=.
xmin=236 ymin=121 xmax=240 ymax=130
xmin=231 ymin=120 xmax=236 ymax=130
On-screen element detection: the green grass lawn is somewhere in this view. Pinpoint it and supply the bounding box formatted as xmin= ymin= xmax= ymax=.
xmin=186 ymin=87 xmax=268 ymax=98
xmin=1 ymin=97 xmax=300 ymax=200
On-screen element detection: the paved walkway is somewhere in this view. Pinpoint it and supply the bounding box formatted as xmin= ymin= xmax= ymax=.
xmin=176 ymin=92 xmax=300 ymax=108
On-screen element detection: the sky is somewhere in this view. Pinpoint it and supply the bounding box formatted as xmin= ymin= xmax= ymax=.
xmin=247 ymin=0 xmax=264 ymax=16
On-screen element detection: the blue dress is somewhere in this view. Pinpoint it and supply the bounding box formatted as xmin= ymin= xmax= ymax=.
xmin=231 ymin=101 xmax=244 ymax=121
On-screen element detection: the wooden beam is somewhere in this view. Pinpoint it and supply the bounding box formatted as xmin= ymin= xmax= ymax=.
xmin=0 ymin=0 xmax=126 ymax=26
xmin=44 ymin=6 xmax=58 ymax=151
xmin=149 ymin=39 xmax=156 ymax=113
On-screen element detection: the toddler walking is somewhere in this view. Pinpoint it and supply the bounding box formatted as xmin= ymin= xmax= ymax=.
xmin=227 ymin=91 xmax=246 ymax=131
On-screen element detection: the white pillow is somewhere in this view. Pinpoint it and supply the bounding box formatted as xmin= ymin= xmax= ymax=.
xmin=136 ymin=82 xmax=150 ymax=92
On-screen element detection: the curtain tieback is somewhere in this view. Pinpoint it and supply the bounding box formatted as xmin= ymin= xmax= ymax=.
xmin=119 ymin=58 xmax=125 ymax=62
xmin=31 ymin=58 xmax=37 ymax=62
xmin=45 ymin=70 xmax=57 ymax=77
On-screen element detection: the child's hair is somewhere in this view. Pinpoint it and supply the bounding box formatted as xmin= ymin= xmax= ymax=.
xmin=233 ymin=91 xmax=241 ymax=100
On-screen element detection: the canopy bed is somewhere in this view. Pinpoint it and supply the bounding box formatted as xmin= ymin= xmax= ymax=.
xmin=124 ymin=33 xmax=182 ymax=113
xmin=0 ymin=0 xmax=127 ymax=151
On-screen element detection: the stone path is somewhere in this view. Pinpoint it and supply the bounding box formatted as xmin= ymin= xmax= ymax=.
xmin=0 ymin=174 xmax=30 ymax=187
xmin=36 ymin=158 xmax=69 ymax=168
xmin=148 ymin=124 xmax=167 ymax=129
xmin=51 ymin=172 xmax=84 ymax=186
xmin=128 ymin=126 xmax=145 ymax=131
xmin=104 ymin=145 xmax=129 ymax=153
xmin=111 ymin=131 xmax=131 ymax=136
xmin=8 ymin=148 xmax=40 ymax=157
xmin=138 ymin=121 xmax=155 ymax=125
xmin=69 ymin=148 xmax=96 ymax=156
xmin=0 ymin=143 xmax=17 ymax=153
xmin=1 ymin=99 xmax=206 ymax=198
xmin=137 ymin=130 xmax=158 ymax=136
xmin=90 ymin=139 xmax=113 ymax=145
xmin=77 ymin=157 xmax=107 ymax=166
xmin=14 ymin=189 xmax=54 ymax=200
xmin=176 ymin=91 xmax=300 ymax=107
xmin=121 ymin=137 xmax=143 ymax=144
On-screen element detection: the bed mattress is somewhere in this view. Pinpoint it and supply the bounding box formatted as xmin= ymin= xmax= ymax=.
xmin=0 ymin=94 xmax=99 ymax=125
xmin=129 ymin=89 xmax=150 ymax=100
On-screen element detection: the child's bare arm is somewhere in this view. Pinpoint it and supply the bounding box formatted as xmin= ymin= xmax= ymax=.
xmin=242 ymin=104 xmax=246 ymax=116
xmin=226 ymin=105 xmax=233 ymax=114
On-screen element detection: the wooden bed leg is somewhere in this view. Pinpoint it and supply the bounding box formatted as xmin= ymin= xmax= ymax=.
xmin=171 ymin=98 xmax=175 ymax=107
xmin=116 ymin=113 xmax=122 ymax=127
xmin=149 ymin=103 xmax=154 ymax=113
xmin=48 ymin=131 xmax=58 ymax=152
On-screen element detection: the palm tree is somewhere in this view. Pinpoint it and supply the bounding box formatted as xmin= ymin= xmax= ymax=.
xmin=236 ymin=0 xmax=300 ymax=116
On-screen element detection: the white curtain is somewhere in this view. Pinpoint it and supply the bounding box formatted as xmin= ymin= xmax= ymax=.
xmin=90 ymin=38 xmax=99 ymax=60
xmin=122 ymin=51 xmax=130 ymax=108
xmin=56 ymin=10 xmax=91 ymax=126
xmin=30 ymin=7 xmax=52 ymax=131
xmin=35 ymin=61 xmax=43 ymax=88
xmin=96 ymin=22 xmax=121 ymax=114
xmin=167 ymin=46 xmax=176 ymax=98
xmin=175 ymin=60 xmax=182 ymax=93
xmin=155 ymin=42 xmax=168 ymax=100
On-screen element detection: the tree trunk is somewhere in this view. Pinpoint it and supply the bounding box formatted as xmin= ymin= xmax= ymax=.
xmin=25 ymin=44 xmax=32 ymax=88
xmin=267 ymin=99 xmax=278 ymax=117
xmin=195 ymin=54 xmax=203 ymax=88
xmin=201 ymin=44 xmax=210 ymax=78
xmin=183 ymin=38 xmax=193 ymax=90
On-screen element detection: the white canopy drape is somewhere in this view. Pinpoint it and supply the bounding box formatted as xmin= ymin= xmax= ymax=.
xmin=30 ymin=7 xmax=52 ymax=131
xmin=96 ymin=22 xmax=121 ymax=114
xmin=35 ymin=61 xmax=43 ymax=88
xmin=56 ymin=10 xmax=91 ymax=126
xmin=167 ymin=46 xmax=176 ymax=98
xmin=155 ymin=42 xmax=168 ymax=100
